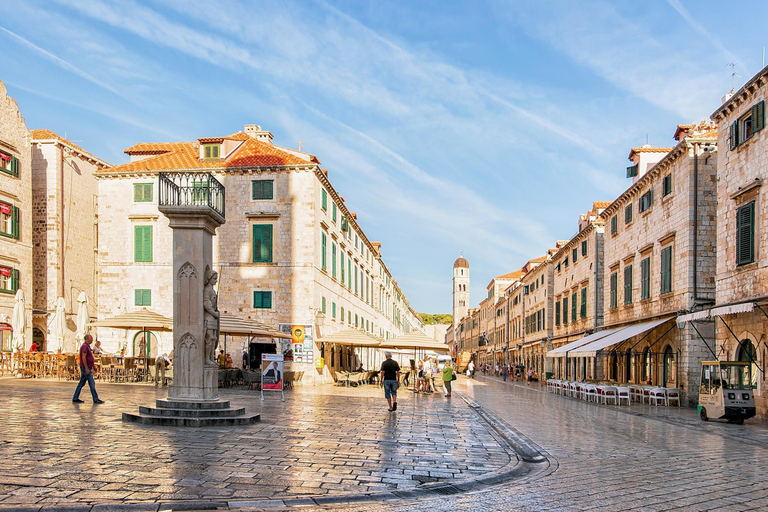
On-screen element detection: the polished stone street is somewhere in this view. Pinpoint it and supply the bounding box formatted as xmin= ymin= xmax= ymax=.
xmin=1 ymin=375 xmax=767 ymax=511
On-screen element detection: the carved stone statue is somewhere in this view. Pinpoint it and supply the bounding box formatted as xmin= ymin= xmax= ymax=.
xmin=203 ymin=266 xmax=220 ymax=365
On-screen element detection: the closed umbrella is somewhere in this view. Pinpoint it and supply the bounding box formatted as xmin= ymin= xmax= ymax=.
xmin=11 ymin=289 xmax=25 ymax=350
xmin=48 ymin=297 xmax=66 ymax=352
xmin=75 ymin=292 xmax=89 ymax=343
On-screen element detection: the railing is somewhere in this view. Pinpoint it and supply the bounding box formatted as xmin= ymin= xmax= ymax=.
xmin=158 ymin=172 xmax=225 ymax=218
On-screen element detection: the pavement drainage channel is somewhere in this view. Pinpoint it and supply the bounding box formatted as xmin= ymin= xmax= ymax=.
xmin=2 ymin=394 xmax=553 ymax=512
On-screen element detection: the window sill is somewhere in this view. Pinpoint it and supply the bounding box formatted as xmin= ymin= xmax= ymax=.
xmin=659 ymin=291 xmax=674 ymax=297
xmin=735 ymin=261 xmax=757 ymax=272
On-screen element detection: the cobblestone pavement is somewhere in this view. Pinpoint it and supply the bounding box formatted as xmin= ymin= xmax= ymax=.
xmin=0 ymin=377 xmax=519 ymax=510
xmin=323 ymin=375 xmax=768 ymax=512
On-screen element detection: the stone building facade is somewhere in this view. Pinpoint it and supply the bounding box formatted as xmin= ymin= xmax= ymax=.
xmin=710 ymin=65 xmax=768 ymax=418
xmin=0 ymin=81 xmax=32 ymax=352
xmin=508 ymin=257 xmax=552 ymax=376
xmin=30 ymin=130 xmax=109 ymax=352
xmin=95 ymin=125 xmax=424 ymax=383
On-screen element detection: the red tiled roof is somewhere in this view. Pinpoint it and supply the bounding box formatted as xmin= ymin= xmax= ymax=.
xmin=31 ymin=129 xmax=107 ymax=164
xmin=495 ymin=270 xmax=525 ymax=280
xmin=112 ymin=136 xmax=315 ymax=173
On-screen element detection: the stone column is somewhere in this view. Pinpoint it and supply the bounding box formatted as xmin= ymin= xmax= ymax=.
xmin=159 ymin=206 xmax=225 ymax=401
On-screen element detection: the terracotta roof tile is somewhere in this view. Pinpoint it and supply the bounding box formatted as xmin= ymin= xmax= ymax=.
xmin=630 ymin=146 xmax=672 ymax=154
xmin=111 ymin=136 xmax=314 ymax=173
xmin=495 ymin=270 xmax=526 ymax=280
xmin=31 ymin=129 xmax=107 ymax=163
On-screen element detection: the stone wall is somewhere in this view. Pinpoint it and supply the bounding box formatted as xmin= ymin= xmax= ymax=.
xmin=0 ymin=81 xmax=32 ymax=352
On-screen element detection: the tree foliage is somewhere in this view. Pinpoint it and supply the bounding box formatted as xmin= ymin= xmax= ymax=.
xmin=419 ymin=313 xmax=452 ymax=325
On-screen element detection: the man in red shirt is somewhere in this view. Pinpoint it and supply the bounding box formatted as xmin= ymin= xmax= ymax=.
xmin=72 ymin=334 xmax=104 ymax=404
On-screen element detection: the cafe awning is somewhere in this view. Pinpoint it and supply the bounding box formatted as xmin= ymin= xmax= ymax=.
xmin=568 ymin=317 xmax=674 ymax=358
xmin=89 ymin=308 xmax=173 ymax=331
xmin=677 ymin=302 xmax=755 ymax=325
xmin=219 ymin=313 xmax=291 ymax=339
xmin=379 ymin=331 xmax=450 ymax=352
xmin=316 ymin=329 xmax=381 ymax=347
xmin=546 ymin=328 xmax=622 ymax=358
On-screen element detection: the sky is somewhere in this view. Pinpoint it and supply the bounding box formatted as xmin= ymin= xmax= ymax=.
xmin=1 ymin=0 xmax=766 ymax=315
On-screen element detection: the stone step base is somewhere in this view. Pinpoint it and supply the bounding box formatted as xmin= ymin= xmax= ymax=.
xmin=139 ymin=405 xmax=246 ymax=417
xmin=122 ymin=412 xmax=260 ymax=427
xmin=156 ymin=398 xmax=232 ymax=410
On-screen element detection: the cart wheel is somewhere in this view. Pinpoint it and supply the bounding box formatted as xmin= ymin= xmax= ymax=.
xmin=734 ymin=418 xmax=744 ymax=425
xmin=699 ymin=407 xmax=708 ymax=421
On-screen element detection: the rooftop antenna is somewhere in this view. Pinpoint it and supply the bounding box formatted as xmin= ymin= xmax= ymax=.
xmin=763 ymin=47 xmax=765 ymax=68
xmin=298 ymin=140 xmax=302 ymax=151
xmin=727 ymin=63 xmax=741 ymax=92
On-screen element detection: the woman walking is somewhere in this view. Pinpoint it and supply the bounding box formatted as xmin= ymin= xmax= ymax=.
xmin=443 ymin=361 xmax=455 ymax=397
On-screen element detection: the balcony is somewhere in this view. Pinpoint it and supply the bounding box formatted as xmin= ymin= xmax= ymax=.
xmin=158 ymin=172 xmax=225 ymax=219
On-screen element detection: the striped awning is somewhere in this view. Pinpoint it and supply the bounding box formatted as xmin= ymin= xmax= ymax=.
xmin=677 ymin=302 xmax=755 ymax=326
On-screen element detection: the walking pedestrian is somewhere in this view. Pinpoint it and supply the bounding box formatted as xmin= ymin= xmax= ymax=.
xmin=443 ymin=360 xmax=454 ymax=397
xmin=72 ymin=334 xmax=104 ymax=404
xmin=501 ymin=364 xmax=508 ymax=382
xmin=468 ymin=360 xmax=475 ymax=379
xmin=379 ymin=351 xmax=401 ymax=412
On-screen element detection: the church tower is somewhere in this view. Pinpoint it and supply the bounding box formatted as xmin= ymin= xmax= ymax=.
xmin=452 ymin=254 xmax=470 ymax=328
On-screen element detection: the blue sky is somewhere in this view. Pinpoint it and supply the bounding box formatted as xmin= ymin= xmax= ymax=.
xmin=1 ymin=0 xmax=765 ymax=315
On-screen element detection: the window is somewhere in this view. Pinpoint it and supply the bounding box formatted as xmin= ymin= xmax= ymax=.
xmin=332 ymin=242 xmax=337 ymax=278
xmin=134 ymin=289 xmax=151 ymax=306
xmin=581 ymin=240 xmax=587 ymax=257
xmin=641 ymin=257 xmax=651 ymax=300
xmin=332 ymin=203 xmax=337 ymax=223
xmin=610 ymin=272 xmax=618 ymax=309
xmin=252 ymin=180 xmax=274 ymax=200
xmin=580 ymin=287 xmax=587 ymax=319
xmin=736 ymin=201 xmax=755 ymax=266
xmin=321 ymin=232 xmax=327 ymax=270
xmin=341 ymin=216 xmax=349 ymax=233
xmin=321 ymin=189 xmax=327 ymax=211
xmin=660 ymin=246 xmax=673 ymax=294
xmin=571 ymin=291 xmax=577 ymax=321
xmin=0 ymin=202 xmax=20 ymax=239
xmin=355 ymin=314 xmax=359 ymax=327
xmin=625 ymin=204 xmax=633 ymax=224
xmin=340 ymin=306 xmax=345 ymax=323
xmin=354 ymin=265 xmax=358 ymax=295
xmin=611 ymin=216 xmax=618 ymax=234
xmin=639 ymin=190 xmax=654 ymax=213
xmin=332 ymin=302 xmax=337 ymax=319
xmin=321 ymin=296 xmax=327 ymax=314
xmin=0 ymin=266 xmax=19 ymax=294
xmin=730 ymin=100 xmax=765 ymax=149
xmin=624 ymin=265 xmax=633 ymax=304
xmin=626 ymin=165 xmax=638 ymax=178
xmin=662 ymin=174 xmax=672 ymax=197
xmin=0 ymin=151 xmax=19 ymax=177
xmin=253 ymin=291 xmax=272 ymax=309
xmin=555 ymin=301 xmax=561 ymax=326
xmin=348 ymin=259 xmax=352 ymax=289
xmin=340 ymin=252 xmax=345 ymax=283
xmin=572 ymin=248 xmax=578 ymax=263
xmin=133 ymin=183 xmax=153 ymax=202
xmin=203 ymin=144 xmax=220 ymax=159
xmin=562 ymin=297 xmax=568 ymax=324
xmin=252 ymin=224 xmax=273 ymax=262
xmin=134 ymin=225 xmax=153 ymax=262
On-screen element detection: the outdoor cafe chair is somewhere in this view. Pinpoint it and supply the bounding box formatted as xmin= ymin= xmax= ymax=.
xmin=629 ymin=385 xmax=643 ymax=403
xmin=616 ymin=386 xmax=631 ymax=406
xmin=649 ymin=387 xmax=668 ymax=406
xmin=568 ymin=381 xmax=578 ymax=398
xmin=666 ymin=387 xmax=681 ymax=407
xmin=583 ymin=384 xmax=598 ymax=402
xmin=600 ymin=386 xmax=618 ymax=405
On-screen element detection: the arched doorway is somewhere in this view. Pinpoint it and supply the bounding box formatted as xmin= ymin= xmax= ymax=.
xmin=662 ymin=345 xmax=676 ymax=387
xmin=737 ymin=339 xmax=758 ymax=388
xmin=610 ymin=351 xmax=619 ymax=381
xmin=642 ymin=347 xmax=651 ymax=384
xmin=33 ymin=328 xmax=45 ymax=352
xmin=132 ymin=331 xmax=158 ymax=358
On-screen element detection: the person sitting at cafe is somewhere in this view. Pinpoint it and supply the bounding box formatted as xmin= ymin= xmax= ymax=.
xmin=217 ymin=350 xmax=226 ymax=368
xmin=225 ymin=353 xmax=233 ymax=369
xmin=93 ymin=340 xmax=103 ymax=355
xmin=29 ymin=341 xmax=38 ymax=352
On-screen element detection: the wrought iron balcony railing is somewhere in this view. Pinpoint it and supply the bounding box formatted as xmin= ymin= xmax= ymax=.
xmin=158 ymin=172 xmax=225 ymax=218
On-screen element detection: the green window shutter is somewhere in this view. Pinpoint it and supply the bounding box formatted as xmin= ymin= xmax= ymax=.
xmin=321 ymin=232 xmax=327 ymax=270
xmin=10 ymin=156 xmax=19 ymax=177
xmin=611 ymin=216 xmax=617 ymax=234
xmin=340 ymin=252 xmax=345 ymax=282
xmin=624 ymin=265 xmax=633 ymax=304
xmin=134 ymin=226 xmax=152 ymax=262
xmin=753 ymin=100 xmax=765 ymax=132
xmin=253 ymin=291 xmax=273 ymax=309
xmin=555 ymin=301 xmax=560 ymax=326
xmin=571 ymin=292 xmax=577 ymax=321
xmin=736 ymin=202 xmax=755 ymax=266
xmin=563 ymin=298 xmax=568 ymax=323
xmin=610 ymin=272 xmax=617 ymax=309
xmin=321 ymin=189 xmax=327 ymax=210
xmin=11 ymin=268 xmax=19 ymax=291
xmin=348 ymin=259 xmax=352 ymax=289
xmin=252 ymin=180 xmax=274 ymax=200
xmin=625 ymin=204 xmax=633 ymax=224
xmin=581 ymin=240 xmax=587 ymax=256
xmin=322 ymin=296 xmax=326 ymax=314
xmin=144 ymin=226 xmax=153 ymax=262
xmin=134 ymin=183 xmax=153 ymax=202
xmin=252 ymin=225 xmax=273 ymax=262
xmin=332 ymin=242 xmax=337 ymax=277
xmin=641 ymin=258 xmax=650 ymax=300
xmin=135 ymin=289 xmax=142 ymax=305
xmin=730 ymin=121 xmax=739 ymax=149
xmin=580 ymin=287 xmax=587 ymax=319
xmin=572 ymin=248 xmax=578 ymax=263
xmin=660 ymin=246 xmax=673 ymax=293
xmin=332 ymin=203 xmax=337 ymax=222
xmin=11 ymin=206 xmax=20 ymax=239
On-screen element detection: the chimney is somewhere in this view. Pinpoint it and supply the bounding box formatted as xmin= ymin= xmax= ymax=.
xmin=244 ymin=124 xmax=274 ymax=144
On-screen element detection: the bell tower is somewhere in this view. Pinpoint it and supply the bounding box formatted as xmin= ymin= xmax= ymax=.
xmin=452 ymin=254 xmax=470 ymax=328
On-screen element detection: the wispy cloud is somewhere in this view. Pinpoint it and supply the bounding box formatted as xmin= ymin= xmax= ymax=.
xmin=666 ymin=0 xmax=740 ymax=66
xmin=0 ymin=25 xmax=122 ymax=97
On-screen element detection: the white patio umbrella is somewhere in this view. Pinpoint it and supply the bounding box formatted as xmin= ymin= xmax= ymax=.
xmin=75 ymin=292 xmax=89 ymax=343
xmin=11 ymin=289 xmax=26 ymax=350
xmin=48 ymin=297 xmax=66 ymax=352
